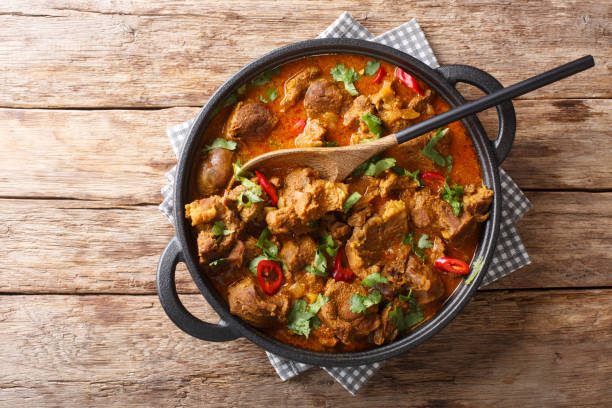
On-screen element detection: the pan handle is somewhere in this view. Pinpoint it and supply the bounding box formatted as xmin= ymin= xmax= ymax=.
xmin=157 ymin=237 xmax=240 ymax=342
xmin=437 ymin=65 xmax=516 ymax=164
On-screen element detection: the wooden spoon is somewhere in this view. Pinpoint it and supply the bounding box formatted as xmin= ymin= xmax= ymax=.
xmin=237 ymin=56 xmax=594 ymax=182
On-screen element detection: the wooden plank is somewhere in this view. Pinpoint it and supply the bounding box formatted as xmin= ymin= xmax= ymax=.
xmin=0 ymin=107 xmax=198 ymax=204
xmin=0 ymin=1 xmax=608 ymax=107
xmin=0 ymin=100 xmax=610 ymax=206
xmin=0 ymin=290 xmax=610 ymax=407
xmin=488 ymin=191 xmax=612 ymax=289
xmin=1 ymin=191 xmax=610 ymax=294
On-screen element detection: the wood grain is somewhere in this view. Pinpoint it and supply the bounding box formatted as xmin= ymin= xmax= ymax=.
xmin=0 ymin=1 xmax=608 ymax=108
xmin=1 ymin=191 xmax=610 ymax=294
xmin=0 ymin=100 xmax=610 ymax=206
xmin=0 ymin=290 xmax=610 ymax=407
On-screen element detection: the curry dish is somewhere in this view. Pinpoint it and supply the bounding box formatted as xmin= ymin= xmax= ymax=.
xmin=185 ymin=54 xmax=493 ymax=352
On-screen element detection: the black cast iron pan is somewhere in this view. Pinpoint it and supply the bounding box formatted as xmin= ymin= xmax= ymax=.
xmin=157 ymin=38 xmax=515 ymax=366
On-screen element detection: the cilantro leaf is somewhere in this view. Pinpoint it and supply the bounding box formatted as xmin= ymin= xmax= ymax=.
xmin=252 ymin=67 xmax=281 ymax=86
xmin=232 ymin=159 xmax=255 ymax=180
xmin=362 ymin=112 xmax=382 ymax=138
xmin=233 ymin=160 xmax=263 ymax=208
xmin=237 ymin=189 xmax=263 ymax=208
xmin=361 ymin=272 xmax=388 ymax=287
xmin=225 ymin=93 xmax=238 ymax=107
xmin=237 ymin=84 xmax=248 ymax=95
xmin=287 ymin=295 xmax=329 ymax=337
xmin=442 ymin=180 xmax=464 ymax=216
xmin=446 ymin=155 xmax=453 ymax=174
xmin=208 ymin=258 xmax=227 ymax=268
xmin=364 ymin=157 xmax=396 ymax=177
xmin=259 ymin=95 xmax=268 ymax=103
xmin=322 ymin=141 xmax=339 ymax=147
xmin=330 ymin=63 xmax=360 ymax=96
xmin=247 ymin=228 xmax=285 ymax=274
xmin=402 ymin=232 xmax=428 ymax=262
xmin=392 ymin=166 xmax=424 ymax=187
xmin=202 ymin=138 xmax=237 ymax=152
xmin=305 ymin=234 xmax=338 ymax=276
xmin=321 ymin=233 xmax=339 ymax=256
xmin=421 ymin=128 xmax=449 ymax=167
xmin=306 ymin=219 xmax=319 ymax=229
xmin=211 ymin=221 xmax=234 ymax=242
xmin=398 ymin=289 xmax=413 ymax=301
xmin=350 ymin=291 xmax=382 ymax=314
xmin=417 ymin=234 xmax=433 ymax=250
xmin=305 ymin=247 xmax=328 ymax=277
xmin=465 ymin=257 xmax=485 ymax=285
xmin=364 ymin=60 xmax=381 ymax=76
xmin=343 ymin=192 xmax=362 ymax=213
xmin=265 ymin=87 xmax=278 ymax=102
xmin=389 ymin=305 xmax=424 ymax=333
xmin=352 ymin=155 xmax=379 ymax=176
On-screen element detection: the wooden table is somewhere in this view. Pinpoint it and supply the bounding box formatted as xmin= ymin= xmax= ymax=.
xmin=1 ymin=1 xmax=610 ymax=406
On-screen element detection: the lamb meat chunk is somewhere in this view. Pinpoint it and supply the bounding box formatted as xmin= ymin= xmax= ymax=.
xmin=373 ymin=283 xmax=397 ymax=301
xmin=281 ymin=65 xmax=321 ymax=109
xmin=312 ymin=325 xmax=340 ymax=348
xmin=196 ymin=230 xmax=218 ymax=261
xmin=378 ymin=105 xmax=420 ymax=133
xmin=228 ymin=275 xmax=289 ymax=328
xmin=243 ymin=236 xmax=262 ymax=260
xmin=225 ymin=185 xmax=266 ymax=225
xmin=197 ymin=148 xmax=234 ymax=196
xmin=350 ymin=172 xmax=417 ymax=213
xmin=406 ymin=190 xmax=437 ymax=228
xmin=279 ymin=235 xmax=317 ymax=273
xmin=185 ymin=195 xmax=242 ymax=264
xmin=266 ymin=168 xmax=348 ymax=234
xmin=343 ymin=95 xmax=375 ymax=131
xmin=295 ymin=118 xmax=326 ymax=147
xmin=329 ymin=221 xmax=352 ymax=243
xmin=319 ymin=280 xmax=381 ymax=344
xmin=381 ymin=242 xmax=410 ymax=286
xmin=345 ymin=200 xmax=409 ymax=278
xmin=227 ymin=240 xmax=246 ymax=266
xmin=437 ymin=185 xmax=493 ymax=243
xmin=408 ymin=89 xmax=433 ymax=114
xmin=347 ymin=207 xmax=372 ymax=228
xmin=463 ymin=185 xmax=494 ymax=222
xmin=371 ymin=306 xmax=399 ymax=346
xmin=406 ymin=255 xmax=445 ymax=305
xmin=185 ymin=196 xmax=223 ymax=226
xmin=226 ymin=102 xmax=278 ymax=138
xmin=286 ymin=270 xmax=326 ymax=302
xmin=304 ymin=79 xmax=345 ymax=118
xmin=265 ymin=207 xmax=306 ymax=236
xmin=369 ymin=79 xmax=420 ymax=133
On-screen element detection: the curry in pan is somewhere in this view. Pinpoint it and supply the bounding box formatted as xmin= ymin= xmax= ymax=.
xmin=185 ymin=54 xmax=492 ymax=351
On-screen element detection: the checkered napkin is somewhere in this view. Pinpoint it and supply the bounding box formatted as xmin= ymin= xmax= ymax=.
xmin=158 ymin=11 xmax=531 ymax=395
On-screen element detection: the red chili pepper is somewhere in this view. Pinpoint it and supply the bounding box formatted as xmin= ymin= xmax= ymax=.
xmin=292 ymin=118 xmax=307 ymax=133
xmin=372 ymin=67 xmax=387 ymax=84
xmin=394 ymin=67 xmax=424 ymax=96
xmin=434 ymin=257 xmax=470 ymax=275
xmin=332 ymin=248 xmax=355 ymax=283
xmin=257 ymin=260 xmax=283 ymax=295
xmin=420 ymin=171 xmax=445 ymax=186
xmin=255 ymin=170 xmax=278 ymax=206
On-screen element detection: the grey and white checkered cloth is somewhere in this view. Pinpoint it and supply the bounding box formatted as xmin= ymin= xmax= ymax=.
xmin=158 ymin=11 xmax=531 ymax=395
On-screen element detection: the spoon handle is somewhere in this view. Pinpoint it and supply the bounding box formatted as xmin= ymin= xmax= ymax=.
xmin=395 ymin=55 xmax=595 ymax=145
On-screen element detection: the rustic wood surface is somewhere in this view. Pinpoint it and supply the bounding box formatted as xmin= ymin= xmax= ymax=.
xmin=1 ymin=0 xmax=610 ymax=407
